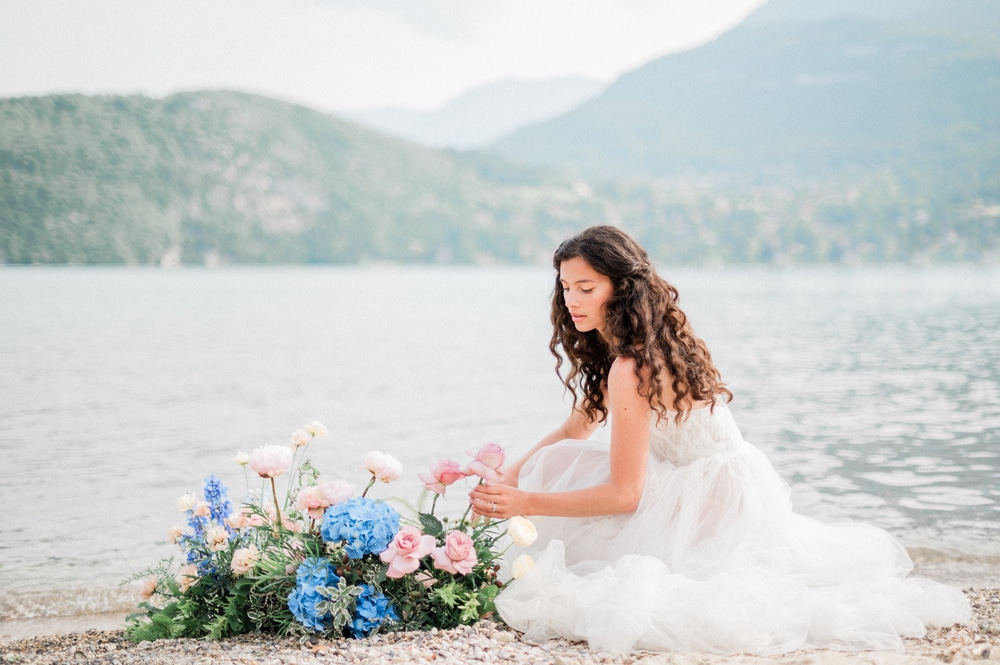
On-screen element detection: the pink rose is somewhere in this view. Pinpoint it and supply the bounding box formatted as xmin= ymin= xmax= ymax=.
xmin=379 ymin=526 xmax=435 ymax=579
xmin=249 ymin=444 xmax=293 ymax=478
xmin=463 ymin=442 xmax=506 ymax=483
xmin=431 ymin=530 xmax=478 ymax=575
xmin=418 ymin=459 xmax=468 ymax=495
xmin=365 ymin=451 xmax=402 ymax=483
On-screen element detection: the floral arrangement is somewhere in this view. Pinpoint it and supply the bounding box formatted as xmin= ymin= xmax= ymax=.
xmin=125 ymin=422 xmax=537 ymax=642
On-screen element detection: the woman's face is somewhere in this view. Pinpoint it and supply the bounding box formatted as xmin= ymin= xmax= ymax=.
xmin=559 ymin=256 xmax=614 ymax=334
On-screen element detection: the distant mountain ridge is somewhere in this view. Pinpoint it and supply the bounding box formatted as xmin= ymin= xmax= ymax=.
xmin=490 ymin=0 xmax=1000 ymax=203
xmin=346 ymin=76 xmax=605 ymax=149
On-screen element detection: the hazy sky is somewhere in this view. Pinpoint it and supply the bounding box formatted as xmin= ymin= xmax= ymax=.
xmin=0 ymin=0 xmax=766 ymax=113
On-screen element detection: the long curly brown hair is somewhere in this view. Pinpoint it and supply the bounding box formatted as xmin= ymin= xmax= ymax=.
xmin=550 ymin=225 xmax=731 ymax=424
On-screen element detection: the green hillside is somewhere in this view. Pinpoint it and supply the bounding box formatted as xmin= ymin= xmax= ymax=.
xmin=0 ymin=91 xmax=602 ymax=265
xmin=492 ymin=13 xmax=999 ymax=189
xmin=482 ymin=0 xmax=1000 ymax=264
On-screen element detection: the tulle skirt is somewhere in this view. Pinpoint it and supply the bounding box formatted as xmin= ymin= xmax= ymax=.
xmin=495 ymin=437 xmax=971 ymax=655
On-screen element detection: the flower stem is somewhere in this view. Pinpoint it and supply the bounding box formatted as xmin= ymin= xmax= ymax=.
xmin=270 ymin=477 xmax=282 ymax=535
xmin=458 ymin=479 xmax=484 ymax=531
xmin=361 ymin=475 xmax=376 ymax=498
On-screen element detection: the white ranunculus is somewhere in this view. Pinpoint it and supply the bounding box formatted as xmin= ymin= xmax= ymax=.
xmin=511 ymin=553 xmax=535 ymax=580
xmin=507 ymin=515 xmax=538 ymax=547
xmin=176 ymin=492 xmax=197 ymax=512
xmin=290 ymin=429 xmax=310 ymax=448
xmin=304 ymin=421 xmax=328 ymax=437
xmin=365 ymin=451 xmax=402 ymax=483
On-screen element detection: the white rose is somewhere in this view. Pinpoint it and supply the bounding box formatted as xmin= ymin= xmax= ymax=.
xmin=507 ymin=516 xmax=538 ymax=548
xmin=511 ymin=554 xmax=535 ymax=580
xmin=365 ymin=451 xmax=402 ymax=483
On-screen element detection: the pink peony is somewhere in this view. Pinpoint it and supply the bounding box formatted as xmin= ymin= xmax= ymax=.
xmin=231 ymin=545 xmax=259 ymax=576
xmin=379 ymin=526 xmax=436 ymax=579
xmin=365 ymin=451 xmax=402 ymax=483
xmin=294 ymin=485 xmax=325 ymax=516
xmin=249 ymin=444 xmax=293 ymax=478
xmin=318 ymin=480 xmax=353 ymax=507
xmin=418 ymin=459 xmax=468 ymax=495
xmin=463 ymin=442 xmax=506 ymax=483
xmin=431 ymin=530 xmax=478 ymax=575
xmin=139 ymin=575 xmax=157 ymax=600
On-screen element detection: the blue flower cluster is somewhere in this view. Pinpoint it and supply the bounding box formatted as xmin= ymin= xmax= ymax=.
xmin=350 ymin=584 xmax=397 ymax=638
xmin=202 ymin=475 xmax=232 ymax=525
xmin=179 ymin=476 xmax=235 ymax=574
xmin=287 ymin=557 xmax=341 ymax=632
xmin=320 ymin=497 xmax=400 ymax=559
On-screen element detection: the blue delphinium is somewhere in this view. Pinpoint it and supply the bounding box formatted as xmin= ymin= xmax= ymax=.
xmin=351 ymin=584 xmax=397 ymax=638
xmin=203 ymin=475 xmax=233 ymax=524
xmin=287 ymin=558 xmax=341 ymax=632
xmin=321 ymin=497 xmax=400 ymax=559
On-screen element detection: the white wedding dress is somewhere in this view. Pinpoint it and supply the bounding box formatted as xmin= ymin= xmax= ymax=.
xmin=495 ymin=400 xmax=970 ymax=655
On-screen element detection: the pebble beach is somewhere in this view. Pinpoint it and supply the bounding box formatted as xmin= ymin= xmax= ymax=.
xmin=2 ymin=589 xmax=997 ymax=665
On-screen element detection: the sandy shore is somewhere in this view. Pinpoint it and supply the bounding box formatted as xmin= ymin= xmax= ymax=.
xmin=1 ymin=589 xmax=997 ymax=665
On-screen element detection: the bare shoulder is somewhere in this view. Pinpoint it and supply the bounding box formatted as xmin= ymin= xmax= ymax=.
xmin=607 ymin=357 xmax=646 ymax=405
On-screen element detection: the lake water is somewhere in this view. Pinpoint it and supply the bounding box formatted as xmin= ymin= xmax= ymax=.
xmin=1 ymin=265 xmax=998 ymax=637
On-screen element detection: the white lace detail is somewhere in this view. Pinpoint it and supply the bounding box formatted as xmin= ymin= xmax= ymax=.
xmin=649 ymin=402 xmax=741 ymax=466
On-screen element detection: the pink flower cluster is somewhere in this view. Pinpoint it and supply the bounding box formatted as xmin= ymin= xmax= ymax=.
xmin=379 ymin=527 xmax=479 ymax=579
xmin=417 ymin=442 xmax=506 ymax=495
xmin=294 ymin=480 xmax=354 ymax=520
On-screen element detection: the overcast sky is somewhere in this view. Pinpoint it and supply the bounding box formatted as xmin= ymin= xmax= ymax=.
xmin=0 ymin=0 xmax=766 ymax=113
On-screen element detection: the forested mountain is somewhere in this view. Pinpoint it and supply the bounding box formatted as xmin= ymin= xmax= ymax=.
xmin=491 ymin=0 xmax=999 ymax=193
xmin=0 ymin=92 xmax=602 ymax=265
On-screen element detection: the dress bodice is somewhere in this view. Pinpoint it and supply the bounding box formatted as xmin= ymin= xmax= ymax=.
xmin=648 ymin=401 xmax=743 ymax=466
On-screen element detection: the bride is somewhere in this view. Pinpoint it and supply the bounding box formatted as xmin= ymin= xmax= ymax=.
xmin=469 ymin=225 xmax=970 ymax=655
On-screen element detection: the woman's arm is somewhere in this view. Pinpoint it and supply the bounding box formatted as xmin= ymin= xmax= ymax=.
xmin=471 ymin=357 xmax=650 ymax=518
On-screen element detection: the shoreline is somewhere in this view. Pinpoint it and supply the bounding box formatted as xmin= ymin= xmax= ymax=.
xmin=2 ymin=589 xmax=997 ymax=665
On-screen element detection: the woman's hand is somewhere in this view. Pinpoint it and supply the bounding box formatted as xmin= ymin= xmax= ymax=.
xmin=469 ymin=482 xmax=528 ymax=520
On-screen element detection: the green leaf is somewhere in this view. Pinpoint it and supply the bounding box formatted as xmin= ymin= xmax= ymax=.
xmin=417 ymin=512 xmax=444 ymax=538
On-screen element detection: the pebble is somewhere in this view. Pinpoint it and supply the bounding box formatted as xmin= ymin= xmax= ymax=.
xmin=2 ymin=589 xmax=998 ymax=665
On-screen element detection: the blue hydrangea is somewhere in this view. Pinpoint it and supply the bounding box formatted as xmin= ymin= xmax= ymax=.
xmin=320 ymin=497 xmax=400 ymax=559
xmin=350 ymin=584 xmax=397 ymax=638
xmin=287 ymin=558 xmax=341 ymax=632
